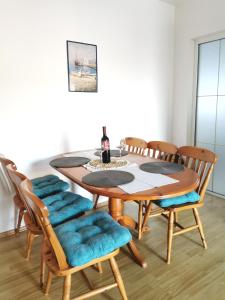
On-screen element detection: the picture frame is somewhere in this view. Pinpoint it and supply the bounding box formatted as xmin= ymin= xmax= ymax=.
xmin=66 ymin=40 xmax=98 ymax=92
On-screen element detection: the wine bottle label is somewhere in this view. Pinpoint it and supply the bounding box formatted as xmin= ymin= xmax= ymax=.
xmin=102 ymin=140 xmax=110 ymax=150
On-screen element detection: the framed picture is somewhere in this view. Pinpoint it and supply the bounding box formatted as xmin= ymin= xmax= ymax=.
xmin=66 ymin=40 xmax=98 ymax=92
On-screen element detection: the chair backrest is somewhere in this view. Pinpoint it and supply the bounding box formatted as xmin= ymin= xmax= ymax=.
xmin=125 ymin=137 xmax=147 ymax=155
xmin=20 ymin=179 xmax=69 ymax=270
xmin=6 ymin=164 xmax=36 ymax=225
xmin=0 ymin=156 xmax=17 ymax=192
xmin=0 ymin=156 xmax=16 ymax=168
xmin=177 ymin=146 xmax=218 ymax=201
xmin=147 ymin=141 xmax=178 ymax=162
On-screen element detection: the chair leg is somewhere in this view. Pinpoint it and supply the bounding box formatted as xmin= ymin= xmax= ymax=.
xmin=40 ymin=259 xmax=45 ymax=288
xmin=138 ymin=201 xmax=143 ymax=240
xmin=63 ymin=274 xmax=71 ymax=300
xmin=93 ymin=194 xmax=99 ymax=209
xmin=192 ymin=208 xmax=207 ymax=249
xmin=96 ymin=262 xmax=103 ymax=273
xmin=143 ymin=200 xmax=148 ymax=213
xmin=26 ymin=231 xmax=35 ymax=260
xmin=109 ymin=257 xmax=128 ymax=300
xmin=45 ymin=270 xmax=53 ymax=295
xmin=174 ymin=212 xmax=178 ymax=225
xmin=16 ymin=208 xmax=24 ymax=234
xmin=141 ymin=201 xmax=152 ymax=235
xmin=167 ymin=210 xmax=174 ymax=264
xmin=40 ymin=240 xmax=45 ymax=288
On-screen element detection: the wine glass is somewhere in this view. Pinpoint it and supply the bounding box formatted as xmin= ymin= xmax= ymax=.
xmin=95 ymin=147 xmax=102 ymax=162
xmin=117 ymin=138 xmax=126 ymax=158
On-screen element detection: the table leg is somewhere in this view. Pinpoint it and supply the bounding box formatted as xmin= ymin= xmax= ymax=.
xmin=109 ymin=197 xmax=147 ymax=268
xmin=108 ymin=197 xmax=123 ymax=221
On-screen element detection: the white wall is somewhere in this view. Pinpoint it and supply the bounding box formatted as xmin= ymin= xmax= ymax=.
xmin=172 ymin=0 xmax=225 ymax=146
xmin=0 ymin=0 xmax=175 ymax=232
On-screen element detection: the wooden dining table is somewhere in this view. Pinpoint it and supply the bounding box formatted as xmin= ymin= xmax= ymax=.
xmin=53 ymin=152 xmax=200 ymax=268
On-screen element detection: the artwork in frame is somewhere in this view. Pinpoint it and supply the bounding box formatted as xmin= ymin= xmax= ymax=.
xmin=67 ymin=40 xmax=98 ymax=92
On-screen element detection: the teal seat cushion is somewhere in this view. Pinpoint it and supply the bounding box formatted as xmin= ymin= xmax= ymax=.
xmin=32 ymin=174 xmax=60 ymax=186
xmin=154 ymin=191 xmax=200 ymax=208
xmin=42 ymin=192 xmax=93 ymax=226
xmin=54 ymin=211 xmax=132 ymax=266
xmin=32 ymin=174 xmax=69 ymax=198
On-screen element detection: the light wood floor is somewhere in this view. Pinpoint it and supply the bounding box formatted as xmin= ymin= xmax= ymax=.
xmin=1 ymin=194 xmax=225 ymax=300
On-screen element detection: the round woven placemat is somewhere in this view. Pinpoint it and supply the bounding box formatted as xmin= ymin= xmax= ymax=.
xmin=94 ymin=149 xmax=128 ymax=157
xmin=82 ymin=170 xmax=134 ymax=187
xmin=50 ymin=157 xmax=90 ymax=168
xmin=139 ymin=162 xmax=184 ymax=174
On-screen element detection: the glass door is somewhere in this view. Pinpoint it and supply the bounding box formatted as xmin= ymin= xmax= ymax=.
xmin=195 ymin=38 xmax=225 ymax=196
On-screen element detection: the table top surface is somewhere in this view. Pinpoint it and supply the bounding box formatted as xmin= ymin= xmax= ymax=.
xmin=55 ymin=153 xmax=199 ymax=201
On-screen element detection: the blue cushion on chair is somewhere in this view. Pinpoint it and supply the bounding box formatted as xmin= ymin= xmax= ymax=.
xmin=54 ymin=211 xmax=132 ymax=266
xmin=32 ymin=175 xmax=69 ymax=198
xmin=42 ymin=192 xmax=93 ymax=226
xmin=32 ymin=174 xmax=60 ymax=186
xmin=154 ymin=191 xmax=200 ymax=208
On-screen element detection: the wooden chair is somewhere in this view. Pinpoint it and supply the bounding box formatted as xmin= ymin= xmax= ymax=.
xmin=6 ymin=163 xmax=93 ymax=260
xmin=147 ymin=141 xmax=178 ymax=162
xmin=124 ymin=137 xmax=148 ymax=155
xmin=20 ymin=178 xmax=130 ymax=300
xmin=1 ymin=156 xmax=70 ymax=234
xmin=6 ymin=164 xmax=42 ymax=260
xmin=141 ymin=146 xmax=218 ymax=264
xmin=0 ymin=157 xmax=26 ymax=234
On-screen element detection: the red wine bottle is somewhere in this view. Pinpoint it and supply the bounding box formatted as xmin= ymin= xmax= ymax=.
xmin=101 ymin=126 xmax=111 ymax=163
